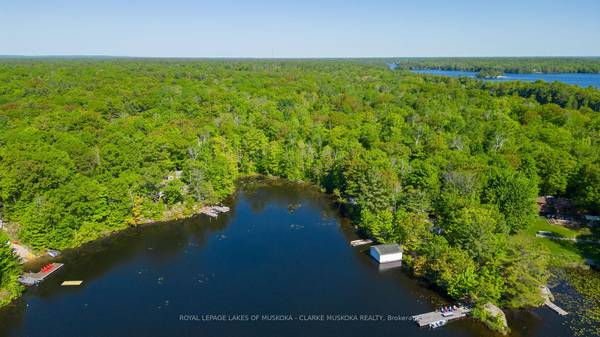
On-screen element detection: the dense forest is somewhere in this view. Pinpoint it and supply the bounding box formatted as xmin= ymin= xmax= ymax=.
xmin=393 ymin=57 xmax=600 ymax=74
xmin=0 ymin=60 xmax=599 ymax=327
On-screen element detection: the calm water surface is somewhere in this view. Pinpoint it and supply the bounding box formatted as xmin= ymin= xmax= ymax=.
xmin=0 ymin=181 xmax=572 ymax=337
xmin=411 ymin=69 xmax=600 ymax=88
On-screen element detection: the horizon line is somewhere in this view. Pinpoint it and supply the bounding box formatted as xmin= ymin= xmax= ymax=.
xmin=2 ymin=55 xmax=600 ymax=60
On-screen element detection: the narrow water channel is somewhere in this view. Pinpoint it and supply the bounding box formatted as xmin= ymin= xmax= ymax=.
xmin=0 ymin=180 xmax=572 ymax=337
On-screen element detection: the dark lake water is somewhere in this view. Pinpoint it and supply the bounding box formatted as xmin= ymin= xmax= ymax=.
xmin=0 ymin=180 xmax=573 ymax=337
xmin=411 ymin=69 xmax=600 ymax=88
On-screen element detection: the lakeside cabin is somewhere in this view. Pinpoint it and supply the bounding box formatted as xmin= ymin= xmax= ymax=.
xmin=370 ymin=244 xmax=403 ymax=264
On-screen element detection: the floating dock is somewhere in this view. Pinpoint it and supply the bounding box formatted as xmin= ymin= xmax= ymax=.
xmin=544 ymin=299 xmax=568 ymax=316
xmin=19 ymin=263 xmax=64 ymax=286
xmin=350 ymin=239 xmax=373 ymax=247
xmin=540 ymin=285 xmax=568 ymax=315
xmin=413 ymin=307 xmax=471 ymax=327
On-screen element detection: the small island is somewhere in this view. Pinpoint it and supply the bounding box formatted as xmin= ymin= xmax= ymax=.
xmin=476 ymin=69 xmax=505 ymax=79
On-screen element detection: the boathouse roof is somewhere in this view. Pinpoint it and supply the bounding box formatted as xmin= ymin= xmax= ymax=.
xmin=371 ymin=243 xmax=402 ymax=255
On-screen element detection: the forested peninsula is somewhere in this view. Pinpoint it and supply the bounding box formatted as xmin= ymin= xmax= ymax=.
xmin=0 ymin=60 xmax=599 ymax=331
xmin=393 ymin=57 xmax=600 ymax=74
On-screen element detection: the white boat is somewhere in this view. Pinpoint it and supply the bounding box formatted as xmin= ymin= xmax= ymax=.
xmin=429 ymin=320 xmax=447 ymax=329
xmin=47 ymin=249 xmax=61 ymax=257
xmin=350 ymin=239 xmax=373 ymax=247
xmin=204 ymin=211 xmax=218 ymax=218
xmin=213 ymin=206 xmax=230 ymax=213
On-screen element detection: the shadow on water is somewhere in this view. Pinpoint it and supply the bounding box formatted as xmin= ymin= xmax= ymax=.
xmin=0 ymin=179 xmax=575 ymax=337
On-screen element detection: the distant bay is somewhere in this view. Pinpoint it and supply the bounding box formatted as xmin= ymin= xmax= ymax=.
xmin=411 ymin=69 xmax=600 ymax=88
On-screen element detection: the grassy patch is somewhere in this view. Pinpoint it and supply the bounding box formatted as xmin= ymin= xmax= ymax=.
xmin=517 ymin=218 xmax=598 ymax=267
xmin=523 ymin=218 xmax=590 ymax=238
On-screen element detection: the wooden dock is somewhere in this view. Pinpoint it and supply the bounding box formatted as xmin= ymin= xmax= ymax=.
xmin=413 ymin=307 xmax=471 ymax=327
xmin=200 ymin=206 xmax=230 ymax=218
xmin=540 ymin=285 xmax=568 ymax=315
xmin=201 ymin=209 xmax=219 ymax=218
xmin=544 ymin=299 xmax=568 ymax=316
xmin=213 ymin=206 xmax=230 ymax=213
xmin=19 ymin=263 xmax=64 ymax=286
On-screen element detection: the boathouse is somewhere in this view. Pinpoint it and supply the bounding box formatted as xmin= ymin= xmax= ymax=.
xmin=370 ymin=244 xmax=403 ymax=263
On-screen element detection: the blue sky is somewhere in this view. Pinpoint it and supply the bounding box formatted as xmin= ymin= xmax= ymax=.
xmin=1 ymin=0 xmax=599 ymax=57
